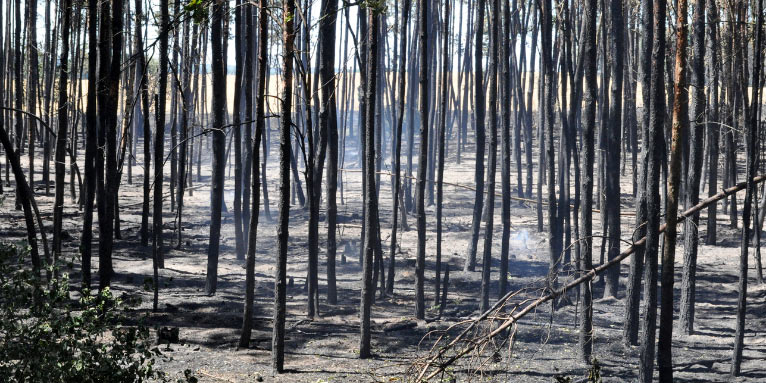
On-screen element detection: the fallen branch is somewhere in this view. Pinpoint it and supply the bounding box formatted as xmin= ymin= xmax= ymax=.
xmin=413 ymin=173 xmax=766 ymax=381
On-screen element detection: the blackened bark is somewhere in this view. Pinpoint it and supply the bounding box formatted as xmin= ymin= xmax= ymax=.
xmin=154 ymin=0 xmax=170 ymax=277
xmin=638 ymin=0 xmax=666 ymax=381
xmin=435 ymin=0 xmax=449 ymax=305
xmin=679 ymin=0 xmax=706 ymax=336
xmin=360 ymin=6 xmax=380 ymax=359
xmin=415 ymin=0 xmax=429 ymax=320
xmin=579 ymin=0 xmax=598 ymax=361
xmin=273 ymin=0 xmax=294 ymax=371
xmin=464 ymin=0 xmax=486 ymax=272
xmin=53 ymin=0 xmax=72 ymax=271
xmin=603 ymin=0 xmax=624 ymax=298
xmin=240 ymin=0 xmax=265 ymax=348
xmin=624 ymin=0 xmax=653 ymax=346
xmin=80 ymin=0 xmax=99 ymax=288
xmin=387 ymin=0 xmax=412 ymax=295
xmin=206 ymin=0 xmax=227 ymax=295
xmin=480 ymin=0 xmax=499 ymax=313
xmin=541 ymin=0 xmax=560 ymax=289
xmin=705 ymin=0 xmax=720 ymax=246
xmin=135 ymin=0 xmax=151 ymax=249
xmin=498 ymin=0 xmax=513 ymax=299
xmin=731 ymin=0 xmax=762 ymax=375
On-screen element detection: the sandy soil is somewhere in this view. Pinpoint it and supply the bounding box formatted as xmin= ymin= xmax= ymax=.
xmin=1 ymin=129 xmax=765 ymax=383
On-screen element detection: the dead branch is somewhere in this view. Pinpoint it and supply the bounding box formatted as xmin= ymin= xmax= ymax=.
xmin=412 ymin=173 xmax=766 ymax=381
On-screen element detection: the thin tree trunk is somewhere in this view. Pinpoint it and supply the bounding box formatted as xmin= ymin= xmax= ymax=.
xmin=464 ymin=0 xmax=486 ymax=272
xmin=579 ymin=0 xmax=598 ymax=361
xmin=273 ymin=0 xmax=294 ymax=371
xmin=679 ymin=0 xmax=706 ymax=336
xmin=360 ymin=5 xmax=380 ymax=359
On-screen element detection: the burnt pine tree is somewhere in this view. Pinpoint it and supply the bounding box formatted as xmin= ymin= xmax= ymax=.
xmin=480 ymin=0 xmax=499 ymax=313
xmin=136 ymin=0 xmax=151 ymax=249
xmin=360 ymin=4 xmax=381 ymax=359
xmin=541 ymin=0 xmax=561 ymax=287
xmin=273 ymin=0 xmax=295 ymax=371
xmin=80 ymin=0 xmax=99 ymax=289
xmin=387 ymin=0 xmax=412 ymax=295
xmin=97 ymin=0 xmax=124 ymax=289
xmin=498 ymin=0 xmax=513 ymax=299
xmin=240 ymin=0 xmax=265 ymax=349
xmin=679 ymin=0 xmax=706 ymax=336
xmin=435 ymin=0 xmax=449 ymax=305
xmin=414 ymin=0 xmax=429 ymax=320
xmin=731 ymin=0 xmax=762 ymax=375
xmin=624 ymin=0 xmax=653 ymax=347
xmin=638 ymin=0 xmax=666 ymax=381
xmin=464 ymin=0 xmax=486 ymax=272
xmin=206 ymin=0 xmax=229 ymax=295
xmin=154 ymin=0 xmax=170 ymax=275
xmin=579 ymin=0 xmax=598 ymax=362
xmin=657 ymin=0 xmax=689 ymax=379
xmin=603 ymin=0 xmax=623 ymax=299
xmin=53 ymin=0 xmax=72 ymax=268
xmin=317 ymin=0 xmax=340 ymax=305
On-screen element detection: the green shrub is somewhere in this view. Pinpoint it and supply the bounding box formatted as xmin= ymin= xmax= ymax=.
xmin=0 ymin=242 xmax=191 ymax=383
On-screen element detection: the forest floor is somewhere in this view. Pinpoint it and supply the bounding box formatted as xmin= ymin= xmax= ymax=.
xmin=2 ymin=136 xmax=766 ymax=382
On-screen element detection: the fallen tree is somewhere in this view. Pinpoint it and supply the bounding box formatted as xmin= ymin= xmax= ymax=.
xmin=412 ymin=174 xmax=766 ymax=381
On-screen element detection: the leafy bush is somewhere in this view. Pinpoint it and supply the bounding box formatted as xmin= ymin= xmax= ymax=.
xmin=0 ymin=242 xmax=189 ymax=382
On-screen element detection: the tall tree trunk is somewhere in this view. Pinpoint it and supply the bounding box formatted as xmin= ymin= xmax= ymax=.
xmin=26 ymin=0 xmax=38 ymax=192
xmin=360 ymin=5 xmax=380 ymax=359
xmin=206 ymin=0 xmax=228 ymax=295
xmin=603 ymin=0 xmax=624 ymax=298
xmin=232 ymin=0 xmax=245 ymax=260
xmin=705 ymin=0 xmax=720 ymax=246
xmin=480 ymin=0 xmax=499 ymax=312
xmin=317 ymin=0 xmax=339 ymax=305
xmin=464 ymin=0 xmax=486 ymax=272
xmin=579 ymin=0 xmax=598 ymax=361
xmin=80 ymin=0 xmax=99 ymax=289
xmin=435 ymin=0 xmax=449 ymax=306
xmin=136 ymin=0 xmax=151 ymax=248
xmin=657 ymin=0 xmax=689 ymax=379
xmin=624 ymin=0 xmax=653 ymax=346
xmin=53 ymin=0 xmax=72 ymax=276
xmin=731 ymin=0 xmax=762 ymax=375
xmin=154 ymin=0 xmax=170 ymax=281
xmin=541 ymin=0 xmax=560 ymax=290
xmin=679 ymin=0 xmax=706 ymax=336
xmin=387 ymin=0 xmax=412 ymax=295
xmin=638 ymin=0 xmax=666 ymax=381
xmin=240 ymin=0 xmax=264 ymax=348
xmin=414 ymin=0 xmax=430 ymax=320
xmin=273 ymin=0 xmax=294 ymax=371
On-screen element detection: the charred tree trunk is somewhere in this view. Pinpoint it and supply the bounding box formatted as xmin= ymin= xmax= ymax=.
xmin=80 ymin=0 xmax=99 ymax=288
xmin=53 ymin=0 xmax=72 ymax=273
xmin=579 ymin=0 xmax=598 ymax=361
xmin=603 ymin=0 xmax=624 ymax=298
xmin=415 ymin=0 xmax=430 ymax=320
xmin=240 ymin=0 xmax=264 ymax=348
xmin=731 ymin=0 xmax=762 ymax=375
xmin=625 ymin=0 xmax=653 ymax=346
xmin=273 ymin=0 xmax=294 ymax=371
xmin=360 ymin=5 xmax=380 ymax=359
xmin=387 ymin=0 xmax=412 ymax=295
xmin=679 ymin=0 xmax=706 ymax=336
xmin=464 ymin=0 xmax=486 ymax=272
xmin=638 ymin=0 xmax=666 ymax=381
xmin=435 ymin=0 xmax=449 ymax=306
